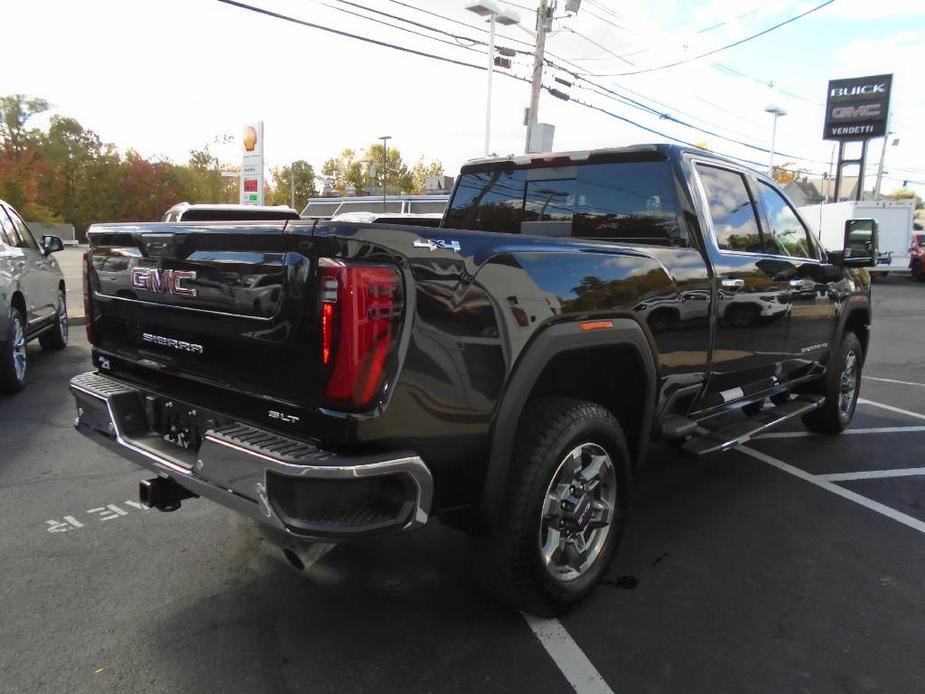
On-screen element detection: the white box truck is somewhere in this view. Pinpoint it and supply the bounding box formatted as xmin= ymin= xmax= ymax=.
xmin=799 ymin=199 xmax=916 ymax=275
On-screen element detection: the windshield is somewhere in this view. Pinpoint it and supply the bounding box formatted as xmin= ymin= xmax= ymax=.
xmin=443 ymin=159 xmax=684 ymax=246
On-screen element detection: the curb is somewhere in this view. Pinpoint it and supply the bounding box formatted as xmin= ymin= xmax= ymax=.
xmin=70 ymin=315 xmax=87 ymax=327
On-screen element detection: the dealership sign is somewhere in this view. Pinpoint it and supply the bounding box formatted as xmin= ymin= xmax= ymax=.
xmin=823 ymin=74 xmax=892 ymax=141
xmin=240 ymin=121 xmax=264 ymax=205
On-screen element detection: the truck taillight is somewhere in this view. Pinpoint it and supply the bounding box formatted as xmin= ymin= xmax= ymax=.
xmin=319 ymin=260 xmax=403 ymax=411
xmin=82 ymin=250 xmax=96 ymax=344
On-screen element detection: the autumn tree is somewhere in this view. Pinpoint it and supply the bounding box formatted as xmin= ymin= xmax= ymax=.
xmin=0 ymin=94 xmax=50 ymax=212
xmin=887 ymin=188 xmax=923 ymax=210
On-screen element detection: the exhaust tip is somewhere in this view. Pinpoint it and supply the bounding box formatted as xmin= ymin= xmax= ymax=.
xmin=283 ymin=547 xmax=305 ymax=571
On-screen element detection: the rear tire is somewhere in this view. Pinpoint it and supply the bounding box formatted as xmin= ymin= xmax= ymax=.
xmin=0 ymin=307 xmax=27 ymax=394
xmin=802 ymin=332 xmax=863 ymax=435
xmin=469 ymin=396 xmax=631 ymax=616
xmin=39 ymin=289 xmax=68 ymax=351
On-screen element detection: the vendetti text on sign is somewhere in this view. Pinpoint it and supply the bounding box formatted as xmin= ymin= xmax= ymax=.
xmin=823 ymin=74 xmax=892 ymax=141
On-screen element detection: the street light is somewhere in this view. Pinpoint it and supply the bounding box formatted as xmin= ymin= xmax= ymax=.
xmin=764 ymin=104 xmax=787 ymax=176
xmin=379 ymin=135 xmax=391 ymax=212
xmin=466 ymin=1 xmax=521 ymax=156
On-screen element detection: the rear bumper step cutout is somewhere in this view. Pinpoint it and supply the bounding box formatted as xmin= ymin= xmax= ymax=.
xmin=69 ymin=371 xmax=433 ymax=540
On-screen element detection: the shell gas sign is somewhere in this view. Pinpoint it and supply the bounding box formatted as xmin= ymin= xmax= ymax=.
xmin=240 ymin=121 xmax=264 ymax=205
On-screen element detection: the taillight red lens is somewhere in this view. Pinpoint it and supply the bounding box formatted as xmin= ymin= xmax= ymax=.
xmin=319 ymin=261 xmax=402 ymax=410
xmin=82 ymin=250 xmax=96 ymax=344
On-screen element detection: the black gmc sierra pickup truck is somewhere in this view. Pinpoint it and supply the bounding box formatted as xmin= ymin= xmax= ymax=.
xmin=70 ymin=144 xmax=878 ymax=615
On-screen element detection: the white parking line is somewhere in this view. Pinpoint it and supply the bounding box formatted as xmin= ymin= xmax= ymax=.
xmin=756 ymin=425 xmax=925 ymax=440
xmin=857 ymin=398 xmax=925 ymax=422
xmin=738 ymin=445 xmax=925 ymax=536
xmin=864 ymin=376 xmax=925 ymax=388
xmin=522 ymin=613 xmax=613 ymax=694
xmin=818 ymin=467 xmax=925 ymax=482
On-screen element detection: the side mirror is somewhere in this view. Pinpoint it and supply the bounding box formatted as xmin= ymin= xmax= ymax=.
xmin=840 ymin=218 xmax=878 ymax=267
xmin=41 ymin=235 xmax=64 ymax=256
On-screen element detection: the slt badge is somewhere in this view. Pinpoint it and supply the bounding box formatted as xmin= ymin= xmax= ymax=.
xmin=413 ymin=238 xmax=461 ymax=253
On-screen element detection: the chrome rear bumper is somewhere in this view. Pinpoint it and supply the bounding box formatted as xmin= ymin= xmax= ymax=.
xmin=69 ymin=372 xmax=432 ymax=540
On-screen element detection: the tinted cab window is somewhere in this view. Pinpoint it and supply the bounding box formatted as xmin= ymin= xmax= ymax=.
xmin=756 ymin=182 xmax=816 ymax=258
xmin=444 ymin=160 xmax=685 ymax=246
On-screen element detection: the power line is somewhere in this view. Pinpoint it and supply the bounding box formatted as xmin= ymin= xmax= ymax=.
xmin=560 ymin=27 xmax=635 ymax=66
xmin=215 ymin=0 xmax=495 ymax=71
xmin=214 ymin=0 xmax=826 ymax=175
xmin=382 ymin=0 xmax=536 ymax=50
xmin=696 ymin=0 xmax=778 ymax=35
xmin=311 ymin=0 xmax=484 ymax=54
xmin=594 ymin=0 xmax=834 ymax=77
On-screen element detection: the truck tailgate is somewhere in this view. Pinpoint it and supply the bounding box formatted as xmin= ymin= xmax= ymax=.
xmin=86 ymin=222 xmax=316 ymax=406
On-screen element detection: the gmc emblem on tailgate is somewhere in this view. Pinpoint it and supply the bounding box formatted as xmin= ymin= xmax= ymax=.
xmin=131 ymin=267 xmax=197 ymax=297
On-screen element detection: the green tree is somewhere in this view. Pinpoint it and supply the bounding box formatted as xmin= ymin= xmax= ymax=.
xmin=322 ymin=143 xmax=415 ymax=196
xmin=268 ymin=160 xmax=317 ymax=210
xmin=321 ymin=148 xmax=366 ymax=195
xmin=366 ymin=142 xmax=413 ymax=195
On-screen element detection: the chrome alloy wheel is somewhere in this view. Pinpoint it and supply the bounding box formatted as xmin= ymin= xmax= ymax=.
xmin=839 ymin=349 xmax=858 ymax=416
xmin=58 ymin=291 xmax=68 ymax=343
xmin=539 ymin=442 xmax=617 ymax=582
xmin=12 ymin=313 xmax=26 ymax=383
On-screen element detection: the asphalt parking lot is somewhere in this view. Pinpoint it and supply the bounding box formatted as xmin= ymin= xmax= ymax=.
xmin=1 ymin=276 xmax=924 ymax=694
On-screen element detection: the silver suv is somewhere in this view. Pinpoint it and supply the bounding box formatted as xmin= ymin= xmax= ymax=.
xmin=0 ymin=200 xmax=67 ymax=393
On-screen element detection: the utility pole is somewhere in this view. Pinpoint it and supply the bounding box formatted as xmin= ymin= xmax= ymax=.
xmin=379 ymin=135 xmax=391 ymax=212
xmin=524 ymin=0 xmax=549 ymax=153
xmin=874 ymin=130 xmax=896 ymax=200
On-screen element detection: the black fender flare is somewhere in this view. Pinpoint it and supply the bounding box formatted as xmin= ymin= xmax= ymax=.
xmin=834 ymin=294 xmax=872 ymax=362
xmin=478 ymin=318 xmax=658 ymax=526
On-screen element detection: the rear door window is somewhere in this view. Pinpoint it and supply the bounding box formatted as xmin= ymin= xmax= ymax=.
xmin=444 ymin=160 xmax=684 ymax=245
xmin=696 ymin=164 xmax=763 ymax=253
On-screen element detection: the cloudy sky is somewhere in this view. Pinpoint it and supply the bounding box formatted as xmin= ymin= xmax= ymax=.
xmin=4 ymin=0 xmax=923 ymax=194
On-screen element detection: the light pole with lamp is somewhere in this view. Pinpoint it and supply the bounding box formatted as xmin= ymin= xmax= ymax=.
xmin=290 ymin=161 xmax=299 ymax=211
xmin=764 ymin=104 xmax=787 ymax=177
xmin=378 ymin=135 xmax=391 ymax=212
xmin=465 ymin=1 xmax=521 ymax=156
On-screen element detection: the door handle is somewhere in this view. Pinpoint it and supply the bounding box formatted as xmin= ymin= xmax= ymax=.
xmin=721 ymin=278 xmax=745 ymax=290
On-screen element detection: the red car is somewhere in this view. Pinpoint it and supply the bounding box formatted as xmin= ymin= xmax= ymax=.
xmin=911 ymin=231 xmax=925 ymax=281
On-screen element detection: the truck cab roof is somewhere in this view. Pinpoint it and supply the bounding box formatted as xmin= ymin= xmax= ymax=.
xmin=459 ymin=143 xmax=742 ymax=172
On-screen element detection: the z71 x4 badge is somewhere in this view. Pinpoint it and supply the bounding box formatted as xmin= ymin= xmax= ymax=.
xmin=413 ymin=238 xmax=461 ymax=253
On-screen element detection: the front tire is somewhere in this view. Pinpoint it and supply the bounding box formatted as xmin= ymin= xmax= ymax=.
xmin=469 ymin=397 xmax=631 ymax=616
xmin=39 ymin=289 xmax=68 ymax=351
xmin=802 ymin=332 xmax=863 ymax=434
xmin=0 ymin=307 xmax=28 ymax=394
xmin=912 ymin=260 xmax=924 ymax=282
